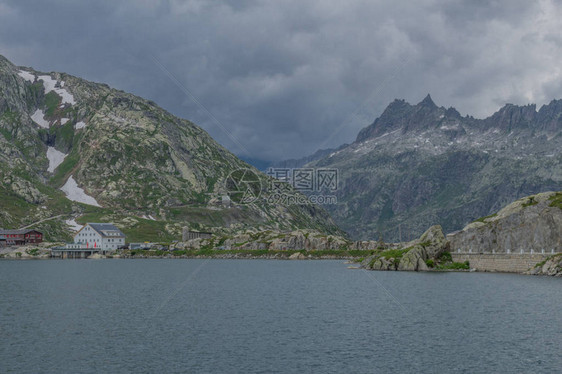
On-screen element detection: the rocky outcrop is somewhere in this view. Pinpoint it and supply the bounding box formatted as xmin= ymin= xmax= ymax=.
xmin=176 ymin=229 xmax=355 ymax=251
xmin=528 ymin=254 xmax=562 ymax=276
xmin=3 ymin=175 xmax=46 ymax=204
xmin=368 ymin=257 xmax=396 ymax=271
xmin=448 ymin=192 xmax=562 ymax=253
xmin=0 ymin=243 xmax=52 ymax=259
xmin=363 ymin=225 xmax=450 ymax=271
xmin=288 ymin=252 xmax=306 ymax=260
xmin=397 ymin=246 xmax=430 ymax=271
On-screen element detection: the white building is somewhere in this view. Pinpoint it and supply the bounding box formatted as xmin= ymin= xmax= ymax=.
xmin=74 ymin=223 xmax=126 ymax=251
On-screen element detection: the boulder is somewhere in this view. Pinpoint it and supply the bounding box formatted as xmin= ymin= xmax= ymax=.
xmin=369 ymin=257 xmax=395 ymax=270
xmin=398 ymin=245 xmax=427 ymax=271
xmin=397 ymin=226 xmax=448 ymax=271
xmin=419 ymin=225 xmax=449 ymax=258
xmin=289 ymin=252 xmax=306 ymax=260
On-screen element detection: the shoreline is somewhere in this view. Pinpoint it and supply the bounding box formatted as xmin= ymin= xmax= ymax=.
xmin=2 ymin=244 xmax=560 ymax=276
xmin=1 ymin=253 xmax=557 ymax=277
xmin=0 ymin=253 xmax=361 ymax=261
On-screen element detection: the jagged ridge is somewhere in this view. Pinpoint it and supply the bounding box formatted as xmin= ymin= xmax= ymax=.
xmin=306 ymin=94 xmax=562 ymax=240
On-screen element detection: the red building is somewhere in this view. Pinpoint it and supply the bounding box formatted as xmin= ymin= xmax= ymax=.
xmin=0 ymin=229 xmax=43 ymax=247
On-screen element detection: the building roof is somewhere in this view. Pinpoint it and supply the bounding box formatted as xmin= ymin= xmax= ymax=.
xmin=0 ymin=229 xmax=42 ymax=235
xmin=84 ymin=223 xmax=125 ymax=238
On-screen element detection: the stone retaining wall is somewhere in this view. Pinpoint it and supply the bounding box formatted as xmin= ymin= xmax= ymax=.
xmin=451 ymin=253 xmax=551 ymax=273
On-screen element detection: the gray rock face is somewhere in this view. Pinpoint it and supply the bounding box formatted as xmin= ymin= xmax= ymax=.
xmin=448 ymin=192 xmax=562 ymax=253
xmin=305 ymin=95 xmax=562 ymax=241
xmin=397 ymin=245 xmax=429 ymax=271
xmin=367 ymin=257 xmax=396 ymax=271
xmin=397 ymin=225 xmax=448 ymax=271
xmin=419 ymin=224 xmax=449 ymax=257
xmin=3 ymin=175 xmax=46 ymax=204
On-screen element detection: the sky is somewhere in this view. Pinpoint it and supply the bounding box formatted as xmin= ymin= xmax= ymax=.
xmin=1 ymin=0 xmax=562 ymax=163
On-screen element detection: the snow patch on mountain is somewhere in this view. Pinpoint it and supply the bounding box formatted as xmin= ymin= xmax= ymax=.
xmin=17 ymin=70 xmax=35 ymax=82
xmin=37 ymin=75 xmax=75 ymax=105
xmin=46 ymin=147 xmax=67 ymax=173
xmin=439 ymin=124 xmax=460 ymax=131
xmin=75 ymin=121 xmax=86 ymax=130
xmin=60 ymin=176 xmax=100 ymax=207
xmin=60 ymin=118 xmax=69 ymax=125
xmin=31 ymin=109 xmax=49 ymax=128
xmin=65 ymin=219 xmax=83 ymax=232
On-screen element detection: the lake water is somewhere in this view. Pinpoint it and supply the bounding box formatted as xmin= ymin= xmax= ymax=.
xmin=1 ymin=259 xmax=561 ymax=373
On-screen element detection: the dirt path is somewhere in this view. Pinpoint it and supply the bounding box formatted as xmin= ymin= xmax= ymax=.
xmin=19 ymin=214 xmax=65 ymax=229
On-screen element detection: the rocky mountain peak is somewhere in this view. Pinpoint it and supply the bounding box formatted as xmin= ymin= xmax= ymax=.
xmin=498 ymin=102 xmax=537 ymax=116
xmin=355 ymin=95 xmax=444 ymax=142
xmin=536 ymin=99 xmax=562 ymax=133
xmin=418 ymin=94 xmax=437 ymax=109
xmin=485 ymin=103 xmax=537 ymax=131
xmin=445 ymin=107 xmax=461 ymax=118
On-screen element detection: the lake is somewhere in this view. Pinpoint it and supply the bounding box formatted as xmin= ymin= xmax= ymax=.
xmin=1 ymin=259 xmax=561 ymax=373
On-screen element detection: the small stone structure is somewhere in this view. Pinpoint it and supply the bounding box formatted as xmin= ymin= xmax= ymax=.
xmin=182 ymin=228 xmax=212 ymax=241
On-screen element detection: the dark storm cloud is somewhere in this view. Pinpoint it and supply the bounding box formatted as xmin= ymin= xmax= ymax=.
xmin=1 ymin=0 xmax=561 ymax=161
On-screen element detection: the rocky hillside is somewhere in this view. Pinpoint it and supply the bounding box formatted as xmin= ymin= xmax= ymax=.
xmin=176 ymin=229 xmax=354 ymax=251
xmin=305 ymin=95 xmax=562 ymax=240
xmin=0 ymin=55 xmax=343 ymax=240
xmin=448 ymin=191 xmax=562 ymax=253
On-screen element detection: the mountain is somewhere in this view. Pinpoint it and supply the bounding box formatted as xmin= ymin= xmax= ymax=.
xmin=304 ymin=94 xmax=562 ymax=241
xmin=0 ymin=55 xmax=343 ymax=241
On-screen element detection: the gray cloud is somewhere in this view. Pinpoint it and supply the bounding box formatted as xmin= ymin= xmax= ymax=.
xmin=1 ymin=0 xmax=561 ymax=161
